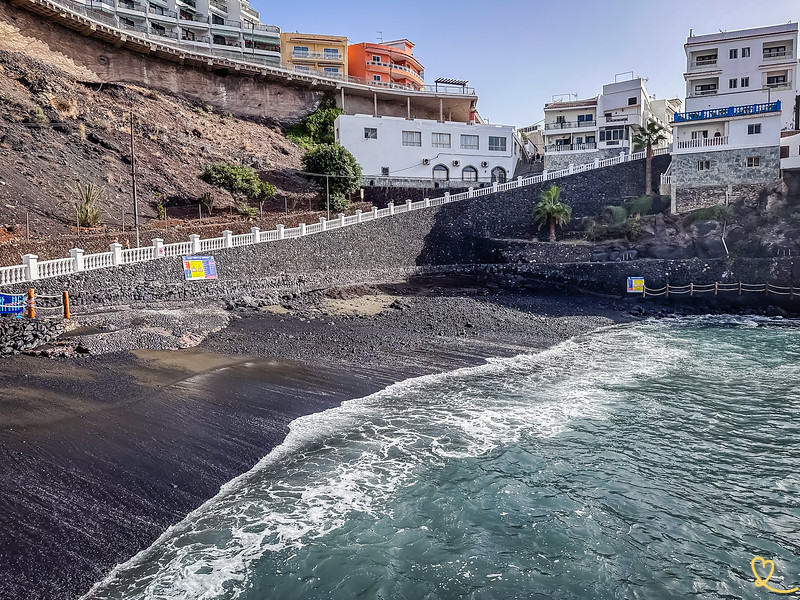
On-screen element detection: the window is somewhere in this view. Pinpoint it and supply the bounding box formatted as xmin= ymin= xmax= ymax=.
xmin=179 ymin=9 xmax=192 ymax=20
xmin=211 ymin=14 xmax=224 ymax=24
xmin=781 ymin=146 xmax=790 ymax=159
xmin=628 ymin=97 xmax=637 ymax=106
xmin=742 ymin=47 xmax=750 ymax=58
xmin=432 ymin=164 xmax=449 ymax=180
xmin=691 ymin=130 xmax=709 ymax=140
xmin=432 ymin=133 xmax=451 ymax=148
xmin=372 ymin=54 xmax=381 ymax=62
xmin=364 ymin=127 xmax=377 ymax=139
xmin=294 ymin=65 xmax=310 ymax=72
xmin=695 ymin=83 xmax=717 ymax=95
xmin=729 ymin=78 xmax=738 ymax=89
xmin=182 ymin=28 xmax=195 ymax=40
xmin=292 ymin=46 xmax=309 ymax=57
xmin=730 ymin=48 xmax=738 ymax=59
xmin=462 ymin=166 xmax=478 ymax=182
xmin=747 ymin=124 xmax=762 ymax=135
xmin=372 ymin=75 xmax=382 ymax=82
xmin=575 ymin=137 xmax=583 ymax=145
xmin=381 ymin=167 xmax=389 ymax=176
xmin=764 ymin=45 xmax=787 ymax=58
xmin=747 ymin=156 xmax=761 ymax=167
xmin=696 ymin=53 xmax=717 ymax=65
xmin=586 ymin=135 xmax=596 ymax=144
xmin=323 ymin=67 xmax=339 ymax=73
xmin=489 ymin=136 xmax=507 ymax=152
xmin=741 ymin=77 xmax=750 ymax=87
xmin=460 ymin=134 xmax=479 ymax=150
xmin=120 ymin=16 xmax=135 ymax=26
xmin=491 ymin=167 xmax=506 ymax=184
xmin=697 ymin=160 xmax=711 ymax=171
xmin=555 ymin=115 xmax=566 ymax=124
xmin=577 ymin=114 xmax=593 ymax=122
xmin=323 ymin=48 xmax=340 ymax=59
xmin=767 ymin=74 xmax=787 ymax=86
xmin=600 ymin=126 xmax=625 ymax=142
xmin=402 ymin=130 xmax=422 ymax=147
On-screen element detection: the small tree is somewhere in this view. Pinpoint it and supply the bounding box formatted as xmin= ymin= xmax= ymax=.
xmin=72 ymin=182 xmax=105 ymax=228
xmin=302 ymin=144 xmax=363 ymax=208
xmin=632 ymin=121 xmax=667 ymax=196
xmin=533 ymin=185 xmax=572 ymax=242
xmin=200 ymin=191 xmax=215 ymax=215
xmin=198 ymin=162 xmax=275 ymax=204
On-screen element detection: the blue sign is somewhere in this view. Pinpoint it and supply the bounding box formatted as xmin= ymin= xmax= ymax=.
xmin=0 ymin=293 xmax=25 ymax=316
xmin=182 ymin=256 xmax=218 ymax=280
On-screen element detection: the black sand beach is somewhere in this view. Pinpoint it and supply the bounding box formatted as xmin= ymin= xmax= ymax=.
xmin=0 ymin=277 xmax=632 ymax=599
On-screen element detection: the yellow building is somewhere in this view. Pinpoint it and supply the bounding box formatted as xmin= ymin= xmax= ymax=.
xmin=280 ymin=33 xmax=348 ymax=79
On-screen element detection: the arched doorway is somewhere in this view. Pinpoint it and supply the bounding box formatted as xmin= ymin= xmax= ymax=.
xmin=432 ymin=164 xmax=449 ymax=180
xmin=462 ymin=166 xmax=478 ymax=182
xmin=491 ymin=167 xmax=507 ymax=183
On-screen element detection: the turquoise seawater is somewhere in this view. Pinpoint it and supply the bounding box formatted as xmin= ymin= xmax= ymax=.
xmin=83 ymin=318 xmax=800 ymax=599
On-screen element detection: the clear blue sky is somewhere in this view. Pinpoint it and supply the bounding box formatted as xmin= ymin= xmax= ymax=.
xmin=253 ymin=0 xmax=799 ymax=127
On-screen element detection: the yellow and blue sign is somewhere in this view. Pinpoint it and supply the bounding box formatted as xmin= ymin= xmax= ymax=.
xmin=627 ymin=277 xmax=645 ymax=294
xmin=0 ymin=293 xmax=25 ymax=316
xmin=182 ymin=255 xmax=218 ymax=281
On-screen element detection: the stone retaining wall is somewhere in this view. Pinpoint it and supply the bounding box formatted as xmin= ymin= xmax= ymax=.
xmin=0 ymin=317 xmax=64 ymax=355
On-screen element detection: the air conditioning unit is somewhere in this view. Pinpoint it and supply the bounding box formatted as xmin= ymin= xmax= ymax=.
xmin=481 ymin=161 xmax=489 ymax=168
xmin=422 ymin=158 xmax=430 ymax=165
xmin=452 ymin=160 xmax=460 ymax=167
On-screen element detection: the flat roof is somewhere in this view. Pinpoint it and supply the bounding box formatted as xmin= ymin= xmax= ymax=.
xmin=544 ymin=97 xmax=598 ymax=110
xmin=687 ymin=23 xmax=797 ymax=46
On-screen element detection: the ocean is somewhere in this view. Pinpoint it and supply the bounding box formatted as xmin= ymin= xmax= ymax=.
xmin=82 ymin=318 xmax=800 ymax=600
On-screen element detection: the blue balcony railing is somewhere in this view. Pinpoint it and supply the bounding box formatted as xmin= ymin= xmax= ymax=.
xmin=673 ymin=101 xmax=781 ymax=123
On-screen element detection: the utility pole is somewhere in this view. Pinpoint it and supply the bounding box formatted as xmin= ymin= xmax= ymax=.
xmin=130 ymin=106 xmax=140 ymax=248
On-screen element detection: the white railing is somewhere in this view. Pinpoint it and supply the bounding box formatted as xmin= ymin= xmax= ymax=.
xmin=0 ymin=150 xmax=668 ymax=287
xmin=293 ymin=51 xmax=343 ymax=61
xmin=677 ymin=136 xmax=728 ymax=150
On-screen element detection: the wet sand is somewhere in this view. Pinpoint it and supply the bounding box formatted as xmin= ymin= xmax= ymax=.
xmin=0 ymin=280 xmax=633 ymax=599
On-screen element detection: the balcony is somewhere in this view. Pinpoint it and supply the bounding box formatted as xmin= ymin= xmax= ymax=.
xmin=210 ymin=18 xmax=241 ymax=29
xmin=292 ymin=50 xmax=342 ymax=61
xmin=365 ymin=60 xmax=423 ymax=80
xmin=179 ymin=13 xmax=209 ymax=25
xmin=117 ymin=0 xmax=145 ymax=12
xmin=689 ymin=58 xmax=718 ymax=70
xmin=241 ymin=4 xmax=258 ymax=18
xmin=209 ymin=0 xmax=227 ymax=13
xmin=673 ymin=101 xmax=781 ymax=122
xmin=677 ymin=135 xmax=728 ymax=150
xmin=147 ymin=6 xmax=177 ymax=19
xmin=763 ymin=50 xmax=792 ymax=61
xmin=181 ymin=33 xmax=210 ymax=43
xmin=150 ymin=27 xmax=178 ymax=39
xmin=544 ymin=120 xmax=596 ymax=130
xmin=545 ymin=143 xmax=597 ymax=153
xmin=175 ymin=0 xmax=196 ymax=8
xmin=764 ymin=82 xmax=792 ymax=92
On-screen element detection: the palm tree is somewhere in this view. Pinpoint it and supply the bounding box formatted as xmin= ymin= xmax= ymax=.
xmin=533 ymin=185 xmax=572 ymax=242
xmin=631 ymin=121 xmax=667 ymax=196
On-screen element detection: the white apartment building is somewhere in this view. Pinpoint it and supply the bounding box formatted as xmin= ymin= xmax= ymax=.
xmin=542 ymin=77 xmax=680 ymax=171
xmin=669 ymin=23 xmax=798 ymax=211
xmin=781 ymin=131 xmax=800 ymax=171
xmin=335 ymin=114 xmax=522 ymax=186
xmin=71 ymin=0 xmax=281 ymax=63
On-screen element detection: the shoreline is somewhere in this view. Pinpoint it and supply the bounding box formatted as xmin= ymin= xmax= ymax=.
xmin=0 ymin=278 xmax=634 ymax=599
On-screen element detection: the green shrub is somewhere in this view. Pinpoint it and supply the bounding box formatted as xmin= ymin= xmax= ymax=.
xmin=626 ymin=218 xmax=643 ymax=241
xmin=683 ymin=205 xmax=733 ymax=226
xmin=199 ymin=162 xmax=275 ymax=202
xmin=604 ymin=205 xmax=627 ymax=224
xmin=627 ymin=195 xmax=654 ymax=217
xmin=287 ymin=99 xmax=344 ymax=149
xmin=72 ymin=183 xmax=105 ymax=227
xmin=29 ymin=105 xmax=48 ymax=124
xmin=326 ymin=193 xmax=351 ymax=213
xmin=236 ymin=201 xmax=258 ymax=219
xmin=302 ymin=144 xmax=362 ymax=197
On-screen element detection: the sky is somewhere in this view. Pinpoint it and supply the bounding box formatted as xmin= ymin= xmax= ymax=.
xmin=252 ymin=0 xmax=800 ymax=127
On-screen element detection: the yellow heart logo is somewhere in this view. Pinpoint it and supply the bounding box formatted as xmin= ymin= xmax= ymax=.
xmin=752 ymin=556 xmax=799 ymax=594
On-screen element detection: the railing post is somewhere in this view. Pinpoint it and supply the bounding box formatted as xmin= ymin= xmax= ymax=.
xmin=423 ymin=198 xmax=430 ymax=208
xmin=356 ymin=209 xmax=363 ymax=222
xmin=251 ymin=226 xmax=260 ymax=243
xmin=277 ymin=224 xmax=285 ymax=239
xmin=406 ymin=198 xmax=412 ymax=211
xmin=222 ymin=230 xmax=233 ymax=248
xmin=152 ymin=238 xmax=165 ymax=258
xmin=568 ymin=164 xmax=574 ymax=174
xmin=517 ymin=175 xmax=523 ymax=186
xmin=22 ymin=254 xmax=38 ymax=281
xmin=388 ymin=202 xmax=395 ymax=215
xmin=619 ymin=151 xmax=626 ymax=162
xmin=320 ymin=216 xmax=327 ymax=230
xmin=190 ymin=234 xmax=201 ymax=253
xmin=110 ymin=243 xmax=123 ymax=266
xmin=468 ymin=187 xmax=474 ymax=197
xmin=27 ymin=288 xmax=35 ymax=319
xmin=594 ymin=158 xmax=600 ymax=168
xmin=492 ymin=182 xmax=499 ymax=193
xmin=371 ymin=206 xmax=378 ymax=219
xmin=339 ymin=213 xmax=346 ymax=226
xmin=542 ymin=169 xmax=548 ymax=180
xmin=69 ymin=248 xmax=84 ymax=272
xmin=299 ymin=222 xmax=306 ymax=236
xmin=444 ymin=192 xmax=450 ymax=202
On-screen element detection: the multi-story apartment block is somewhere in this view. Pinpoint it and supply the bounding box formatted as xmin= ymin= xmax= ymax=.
xmin=669 ymin=23 xmax=798 ymax=211
xmin=543 ymin=77 xmax=680 ymax=171
xmin=280 ymin=33 xmax=348 ymax=79
xmin=348 ymin=40 xmax=424 ymax=91
xmin=77 ymin=0 xmax=280 ymax=63
xmin=335 ymin=114 xmax=522 ymax=186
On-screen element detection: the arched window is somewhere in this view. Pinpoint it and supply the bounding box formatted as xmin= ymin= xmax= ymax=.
xmin=491 ymin=167 xmax=507 ymax=183
xmin=432 ymin=164 xmax=449 ymax=180
xmin=462 ymin=166 xmax=478 ymax=182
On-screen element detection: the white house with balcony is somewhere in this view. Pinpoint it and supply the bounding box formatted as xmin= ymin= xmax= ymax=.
xmin=335 ymin=114 xmax=522 ymax=188
xmin=71 ymin=0 xmax=281 ymax=63
xmin=668 ymin=23 xmax=798 ymax=212
xmin=543 ymin=77 xmax=680 ymax=171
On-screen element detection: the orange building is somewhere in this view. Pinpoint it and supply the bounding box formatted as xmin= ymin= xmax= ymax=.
xmin=348 ymin=39 xmax=424 ymax=90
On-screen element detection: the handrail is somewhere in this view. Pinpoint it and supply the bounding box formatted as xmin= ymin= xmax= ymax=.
xmin=673 ymin=101 xmax=781 ymax=123
xmin=0 ymin=150 xmax=667 ymax=287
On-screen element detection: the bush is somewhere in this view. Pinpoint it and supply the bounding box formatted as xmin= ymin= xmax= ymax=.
xmin=302 ymin=144 xmax=362 ymax=197
xmin=199 ymin=162 xmax=275 ymax=201
xmin=627 ymin=195 xmax=653 ymax=217
xmin=236 ymin=201 xmax=258 ymax=219
xmin=29 ymin=105 xmax=48 ymax=124
xmin=683 ymin=205 xmax=733 ymax=226
xmin=72 ymin=183 xmax=105 ymax=228
xmin=604 ymin=205 xmax=627 ymax=224
xmin=326 ymin=193 xmax=351 ymax=213
xmin=286 ymin=98 xmax=344 ymax=149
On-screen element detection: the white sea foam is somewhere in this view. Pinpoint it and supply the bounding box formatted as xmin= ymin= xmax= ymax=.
xmin=82 ymin=321 xmax=720 ymax=599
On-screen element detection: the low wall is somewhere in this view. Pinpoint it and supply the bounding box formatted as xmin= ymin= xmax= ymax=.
xmin=0 ymin=317 xmax=64 ymax=355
